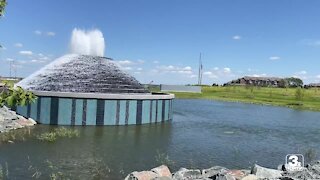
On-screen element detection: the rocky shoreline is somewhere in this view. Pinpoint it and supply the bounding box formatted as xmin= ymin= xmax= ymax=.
xmin=125 ymin=161 xmax=320 ymax=180
xmin=0 ymin=106 xmax=36 ymax=133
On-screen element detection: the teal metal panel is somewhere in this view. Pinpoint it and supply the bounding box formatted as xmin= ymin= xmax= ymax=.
xmin=104 ymin=100 xmax=117 ymax=125
xmin=17 ymin=105 xmax=27 ymax=117
xmin=165 ymin=100 xmax=169 ymax=121
xmin=30 ymin=99 xmax=38 ymax=120
xmin=142 ymin=100 xmax=151 ymax=124
xmin=58 ymin=98 xmax=72 ymax=125
xmin=128 ymin=100 xmax=137 ymax=124
xmin=40 ymin=97 xmax=51 ymax=124
xmin=118 ymin=100 xmax=126 ymax=125
xmin=151 ymin=100 xmax=156 ymax=122
xmin=169 ymin=100 xmax=173 ymax=120
xmin=86 ymin=99 xmax=97 ymax=125
xmin=157 ymin=100 xmax=163 ymax=122
xmin=75 ymin=99 xmax=83 ymax=125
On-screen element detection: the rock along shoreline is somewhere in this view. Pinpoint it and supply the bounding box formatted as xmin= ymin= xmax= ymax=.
xmin=0 ymin=106 xmax=37 ymax=133
xmin=125 ymin=161 xmax=320 ymax=180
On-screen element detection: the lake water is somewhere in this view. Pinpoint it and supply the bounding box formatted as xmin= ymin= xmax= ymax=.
xmin=1 ymin=99 xmax=320 ymax=179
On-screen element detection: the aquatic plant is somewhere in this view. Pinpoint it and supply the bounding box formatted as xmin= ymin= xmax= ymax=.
xmin=304 ymin=148 xmax=317 ymax=163
xmin=155 ymin=150 xmax=175 ymax=167
xmin=0 ymin=162 xmax=9 ymax=179
xmin=37 ymin=127 xmax=80 ymax=142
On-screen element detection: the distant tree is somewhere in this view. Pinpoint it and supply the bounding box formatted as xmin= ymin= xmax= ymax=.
xmin=0 ymin=0 xmax=7 ymax=48
xmin=278 ymin=79 xmax=288 ymax=88
xmin=285 ymin=77 xmax=303 ymax=87
xmin=0 ymin=0 xmax=6 ymax=17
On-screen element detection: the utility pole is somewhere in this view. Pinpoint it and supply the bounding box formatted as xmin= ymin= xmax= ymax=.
xmin=198 ymin=53 xmax=203 ymax=85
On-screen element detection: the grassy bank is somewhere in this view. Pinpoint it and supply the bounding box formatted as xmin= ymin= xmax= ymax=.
xmin=171 ymin=86 xmax=320 ymax=111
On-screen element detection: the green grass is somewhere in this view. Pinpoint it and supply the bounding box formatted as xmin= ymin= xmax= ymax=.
xmin=170 ymin=86 xmax=320 ymax=111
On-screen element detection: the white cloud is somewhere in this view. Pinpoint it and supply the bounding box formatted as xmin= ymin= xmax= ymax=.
xmin=5 ymin=58 xmax=14 ymax=62
xmin=46 ymin=32 xmax=56 ymax=36
xmin=137 ymin=67 xmax=143 ymax=71
xmin=34 ymin=30 xmax=42 ymax=35
xmin=14 ymin=43 xmax=23 ymax=47
xmin=297 ymin=70 xmax=307 ymax=75
xmin=117 ymin=60 xmax=133 ymax=65
xmin=153 ymin=60 xmax=159 ymax=64
xmin=213 ymin=67 xmax=219 ymax=71
xmin=31 ymin=59 xmax=46 ymax=63
xmin=153 ymin=65 xmax=194 ymax=76
xmin=248 ymin=73 xmax=267 ymax=77
xmin=203 ymin=71 xmax=212 ymax=75
xmin=316 ymin=75 xmax=320 ymax=79
xmin=19 ymin=50 xmax=33 ymax=56
xmin=232 ymin=35 xmax=241 ymax=40
xmin=137 ymin=59 xmax=144 ymax=64
xmin=269 ymin=56 xmax=280 ymax=60
xmin=223 ymin=67 xmax=231 ymax=73
xmin=134 ymin=71 xmax=141 ymax=74
xmin=1 ymin=46 xmax=7 ymax=50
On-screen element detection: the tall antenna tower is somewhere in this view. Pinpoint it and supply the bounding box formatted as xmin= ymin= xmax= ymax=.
xmin=198 ymin=53 xmax=203 ymax=85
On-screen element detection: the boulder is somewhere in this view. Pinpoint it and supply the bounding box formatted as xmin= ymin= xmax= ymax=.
xmin=226 ymin=170 xmax=246 ymax=180
xmin=241 ymin=175 xmax=258 ymax=180
xmin=172 ymin=168 xmax=202 ymax=180
xmin=214 ymin=173 xmax=235 ymax=180
xmin=151 ymin=165 xmax=172 ymax=178
xmin=202 ymin=166 xmax=229 ymax=178
xmin=152 ymin=177 xmax=173 ymax=180
xmin=125 ymin=171 xmax=159 ymax=180
xmin=283 ymin=167 xmax=316 ymax=180
xmin=251 ymin=164 xmax=283 ymax=179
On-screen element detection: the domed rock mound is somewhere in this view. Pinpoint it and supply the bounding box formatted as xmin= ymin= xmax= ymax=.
xmin=17 ymin=54 xmax=149 ymax=94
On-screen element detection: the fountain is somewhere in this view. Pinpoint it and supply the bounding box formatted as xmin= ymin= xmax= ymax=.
xmin=14 ymin=29 xmax=174 ymax=125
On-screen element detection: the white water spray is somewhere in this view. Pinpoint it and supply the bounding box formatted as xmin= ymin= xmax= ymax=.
xmin=70 ymin=28 xmax=105 ymax=56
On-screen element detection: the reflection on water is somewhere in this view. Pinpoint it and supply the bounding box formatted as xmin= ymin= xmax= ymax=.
xmin=0 ymin=99 xmax=320 ymax=179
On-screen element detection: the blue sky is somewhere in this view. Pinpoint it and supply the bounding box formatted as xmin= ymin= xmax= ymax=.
xmin=1 ymin=0 xmax=320 ymax=85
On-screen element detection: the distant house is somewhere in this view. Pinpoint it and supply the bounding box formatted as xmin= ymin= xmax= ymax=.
xmin=304 ymin=83 xmax=320 ymax=88
xmin=224 ymin=76 xmax=284 ymax=87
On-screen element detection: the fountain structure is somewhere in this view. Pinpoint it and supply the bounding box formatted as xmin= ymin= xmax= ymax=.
xmin=15 ymin=54 xmax=174 ymax=125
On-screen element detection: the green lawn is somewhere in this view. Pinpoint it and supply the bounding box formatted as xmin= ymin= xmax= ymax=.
xmin=170 ymin=86 xmax=320 ymax=111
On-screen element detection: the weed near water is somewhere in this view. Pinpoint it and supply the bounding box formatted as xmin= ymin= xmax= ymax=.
xmin=37 ymin=127 xmax=80 ymax=142
xmin=155 ymin=150 xmax=175 ymax=167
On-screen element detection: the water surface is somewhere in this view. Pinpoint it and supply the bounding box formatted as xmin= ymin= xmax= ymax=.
xmin=0 ymin=99 xmax=320 ymax=179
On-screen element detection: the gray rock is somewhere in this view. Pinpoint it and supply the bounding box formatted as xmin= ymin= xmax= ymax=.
xmin=307 ymin=161 xmax=320 ymax=175
xmin=251 ymin=164 xmax=283 ymax=179
xmin=202 ymin=166 xmax=229 ymax=178
xmin=241 ymin=174 xmax=258 ymax=180
xmin=152 ymin=177 xmax=173 ymax=180
xmin=125 ymin=171 xmax=159 ymax=180
xmin=283 ymin=167 xmax=316 ymax=180
xmin=151 ymin=165 xmax=172 ymax=178
xmin=214 ymin=173 xmax=235 ymax=180
xmin=172 ymin=168 xmax=202 ymax=180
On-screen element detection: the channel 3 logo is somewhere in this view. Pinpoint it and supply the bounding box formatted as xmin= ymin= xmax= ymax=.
xmin=285 ymin=154 xmax=304 ymax=171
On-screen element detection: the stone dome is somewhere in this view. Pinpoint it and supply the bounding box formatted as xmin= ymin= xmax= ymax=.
xmin=17 ymin=54 xmax=149 ymax=94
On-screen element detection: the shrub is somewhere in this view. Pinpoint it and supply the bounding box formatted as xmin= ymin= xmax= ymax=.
xmin=0 ymin=83 xmax=37 ymax=108
xmin=295 ymin=87 xmax=304 ymax=101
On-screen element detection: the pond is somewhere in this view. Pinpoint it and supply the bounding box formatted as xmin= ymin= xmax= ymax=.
xmin=0 ymin=99 xmax=320 ymax=179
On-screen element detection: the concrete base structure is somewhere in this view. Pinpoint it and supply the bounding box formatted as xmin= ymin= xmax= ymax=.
xmin=16 ymin=91 xmax=174 ymax=125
